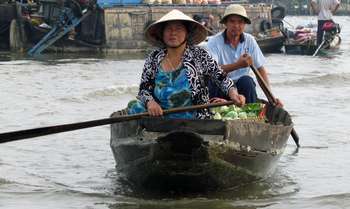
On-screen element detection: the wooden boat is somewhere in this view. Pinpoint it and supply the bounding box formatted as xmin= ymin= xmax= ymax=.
xmin=284 ymin=35 xmax=341 ymax=56
xmin=256 ymin=30 xmax=285 ymax=54
xmin=110 ymin=104 xmax=293 ymax=192
xmin=284 ymin=22 xmax=341 ymax=56
xmin=0 ymin=2 xmax=16 ymax=50
xmin=0 ymin=0 xmax=105 ymax=53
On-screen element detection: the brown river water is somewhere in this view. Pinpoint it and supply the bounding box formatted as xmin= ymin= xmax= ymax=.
xmin=0 ymin=16 xmax=350 ymax=209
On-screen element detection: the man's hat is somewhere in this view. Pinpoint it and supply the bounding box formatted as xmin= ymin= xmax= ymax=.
xmin=144 ymin=9 xmax=208 ymax=47
xmin=220 ymin=4 xmax=251 ymax=24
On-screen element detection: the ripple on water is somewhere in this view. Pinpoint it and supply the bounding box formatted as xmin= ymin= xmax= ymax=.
xmin=275 ymin=72 xmax=350 ymax=87
xmin=85 ymin=85 xmax=139 ymax=99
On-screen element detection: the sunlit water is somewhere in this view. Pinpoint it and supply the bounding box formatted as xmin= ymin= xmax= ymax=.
xmin=1 ymin=16 xmax=350 ymax=209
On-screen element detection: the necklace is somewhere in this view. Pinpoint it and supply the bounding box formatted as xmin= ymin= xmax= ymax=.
xmin=164 ymin=56 xmax=182 ymax=72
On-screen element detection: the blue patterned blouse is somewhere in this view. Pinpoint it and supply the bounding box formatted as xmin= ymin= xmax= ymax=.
xmin=128 ymin=65 xmax=194 ymax=119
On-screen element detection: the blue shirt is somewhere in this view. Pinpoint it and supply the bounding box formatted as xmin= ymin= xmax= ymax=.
xmin=154 ymin=65 xmax=194 ymax=119
xmin=128 ymin=65 xmax=194 ymax=119
xmin=207 ymin=32 xmax=266 ymax=81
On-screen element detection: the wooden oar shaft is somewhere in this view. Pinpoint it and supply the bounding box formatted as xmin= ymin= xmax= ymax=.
xmin=312 ymin=39 xmax=326 ymax=57
xmin=250 ymin=66 xmax=276 ymax=104
xmin=250 ymin=66 xmax=300 ymax=147
xmin=0 ymin=101 xmax=235 ymax=144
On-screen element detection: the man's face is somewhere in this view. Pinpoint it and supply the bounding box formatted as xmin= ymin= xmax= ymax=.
xmin=224 ymin=15 xmax=246 ymax=37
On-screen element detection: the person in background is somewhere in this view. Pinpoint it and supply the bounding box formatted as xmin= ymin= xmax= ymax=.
xmin=310 ymin=0 xmax=341 ymax=45
xmin=193 ymin=13 xmax=215 ymax=35
xmin=128 ymin=9 xmax=245 ymax=119
xmin=207 ymin=4 xmax=282 ymax=106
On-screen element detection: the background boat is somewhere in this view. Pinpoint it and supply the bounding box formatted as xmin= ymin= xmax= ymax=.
xmin=283 ymin=21 xmax=341 ymax=56
xmin=1 ymin=1 xmax=282 ymax=55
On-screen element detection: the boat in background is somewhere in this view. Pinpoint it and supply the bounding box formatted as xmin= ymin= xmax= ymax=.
xmin=283 ymin=21 xmax=341 ymax=56
xmin=255 ymin=27 xmax=285 ymax=53
xmin=256 ymin=5 xmax=286 ymax=53
xmin=0 ymin=0 xmax=105 ymax=54
xmin=0 ymin=2 xmax=17 ymax=50
xmin=110 ymin=104 xmax=293 ymax=192
xmin=198 ymin=28 xmax=285 ymax=54
xmin=1 ymin=1 xmax=279 ymax=55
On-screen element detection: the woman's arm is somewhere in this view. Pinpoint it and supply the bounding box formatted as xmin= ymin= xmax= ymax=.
xmin=137 ymin=53 xmax=157 ymax=106
xmin=228 ymin=88 xmax=246 ymax=107
xmin=137 ymin=51 xmax=164 ymax=116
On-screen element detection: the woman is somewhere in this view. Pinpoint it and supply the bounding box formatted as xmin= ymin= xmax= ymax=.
xmin=128 ymin=9 xmax=245 ymax=119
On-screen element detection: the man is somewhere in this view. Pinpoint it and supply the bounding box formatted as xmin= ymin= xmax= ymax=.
xmin=310 ymin=0 xmax=341 ymax=45
xmin=207 ymin=4 xmax=282 ymax=105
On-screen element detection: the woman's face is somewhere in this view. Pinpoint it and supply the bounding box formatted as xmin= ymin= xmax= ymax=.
xmin=162 ymin=21 xmax=188 ymax=48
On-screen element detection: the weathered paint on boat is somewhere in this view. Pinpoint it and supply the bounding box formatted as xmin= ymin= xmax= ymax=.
xmin=110 ymin=105 xmax=293 ymax=192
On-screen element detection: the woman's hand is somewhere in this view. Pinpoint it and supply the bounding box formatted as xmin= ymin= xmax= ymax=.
xmin=228 ymin=88 xmax=246 ymax=107
xmin=146 ymin=100 xmax=163 ymax=116
xmin=209 ymin=97 xmax=227 ymax=103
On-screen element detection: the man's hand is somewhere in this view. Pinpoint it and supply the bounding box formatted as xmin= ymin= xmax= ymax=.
xmin=146 ymin=100 xmax=163 ymax=116
xmin=228 ymin=88 xmax=246 ymax=107
xmin=274 ymin=98 xmax=284 ymax=108
xmin=237 ymin=53 xmax=253 ymax=68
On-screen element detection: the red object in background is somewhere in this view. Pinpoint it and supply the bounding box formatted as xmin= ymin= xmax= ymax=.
xmin=322 ymin=21 xmax=335 ymax=31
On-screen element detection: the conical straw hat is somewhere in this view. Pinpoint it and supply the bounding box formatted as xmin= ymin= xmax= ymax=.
xmin=220 ymin=4 xmax=251 ymax=24
xmin=144 ymin=9 xmax=208 ymax=47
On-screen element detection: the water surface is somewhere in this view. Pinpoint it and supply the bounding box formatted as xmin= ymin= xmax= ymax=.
xmin=0 ymin=16 xmax=350 ymax=209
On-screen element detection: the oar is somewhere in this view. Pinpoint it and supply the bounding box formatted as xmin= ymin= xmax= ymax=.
xmin=0 ymin=101 xmax=236 ymax=144
xmin=312 ymin=39 xmax=326 ymax=57
xmin=250 ymin=65 xmax=300 ymax=147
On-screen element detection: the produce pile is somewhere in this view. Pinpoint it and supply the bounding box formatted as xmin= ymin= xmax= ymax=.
xmin=211 ymin=103 xmax=266 ymax=121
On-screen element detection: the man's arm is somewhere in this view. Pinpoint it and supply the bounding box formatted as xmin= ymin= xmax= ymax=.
xmin=220 ymin=62 xmax=245 ymax=74
xmin=257 ymin=66 xmax=270 ymax=88
xmin=220 ymin=54 xmax=253 ymax=74
xmin=310 ymin=0 xmax=319 ymax=14
xmin=332 ymin=0 xmax=340 ymax=14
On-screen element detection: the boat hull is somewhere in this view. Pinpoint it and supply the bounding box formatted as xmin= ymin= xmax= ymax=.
xmin=285 ymin=34 xmax=341 ymax=56
xmin=110 ymin=105 xmax=293 ymax=192
xmin=0 ymin=3 xmax=16 ymax=50
xmin=257 ymin=34 xmax=285 ymax=53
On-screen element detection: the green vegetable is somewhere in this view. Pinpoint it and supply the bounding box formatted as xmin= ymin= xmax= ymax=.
xmin=211 ymin=103 xmax=265 ymax=121
xmin=229 ymin=105 xmax=241 ymax=112
xmin=222 ymin=116 xmax=233 ymax=121
xmin=224 ymin=111 xmax=238 ymax=119
xmin=242 ymin=103 xmax=263 ymax=114
xmin=238 ymin=112 xmax=247 ymax=119
xmin=213 ymin=112 xmax=222 ymax=120
xmin=219 ymin=106 xmax=229 ymax=113
xmin=247 ymin=112 xmax=258 ymax=118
